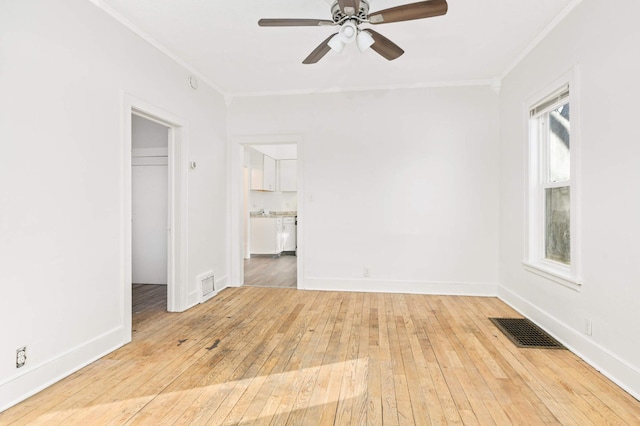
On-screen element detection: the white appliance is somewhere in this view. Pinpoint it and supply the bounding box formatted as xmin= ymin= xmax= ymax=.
xmin=283 ymin=216 xmax=297 ymax=254
xmin=250 ymin=217 xmax=283 ymax=255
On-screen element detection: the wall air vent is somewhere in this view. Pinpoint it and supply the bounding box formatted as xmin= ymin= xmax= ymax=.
xmin=198 ymin=272 xmax=216 ymax=302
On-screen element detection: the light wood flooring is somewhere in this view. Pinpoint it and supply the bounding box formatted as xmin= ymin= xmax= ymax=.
xmin=244 ymin=255 xmax=297 ymax=288
xmin=2 ymin=286 xmax=640 ymax=425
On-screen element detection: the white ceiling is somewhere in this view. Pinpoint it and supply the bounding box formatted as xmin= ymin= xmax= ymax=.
xmin=95 ymin=0 xmax=579 ymax=96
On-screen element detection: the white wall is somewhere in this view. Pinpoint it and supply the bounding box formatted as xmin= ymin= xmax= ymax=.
xmin=230 ymin=86 xmax=500 ymax=294
xmin=250 ymin=191 xmax=298 ymax=212
xmin=132 ymin=116 xmax=169 ymax=285
xmin=0 ymin=0 xmax=228 ymax=410
xmin=498 ymin=0 xmax=640 ymax=399
xmin=132 ymin=114 xmax=169 ymax=148
xmin=252 ymin=144 xmax=297 ymax=160
xmin=6 ymin=0 xmax=636 ymax=412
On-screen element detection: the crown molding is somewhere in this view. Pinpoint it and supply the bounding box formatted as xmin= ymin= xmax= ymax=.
xmin=227 ymin=78 xmax=497 ymax=99
xmin=499 ymin=0 xmax=584 ymax=81
xmin=86 ymin=0 xmax=226 ymax=95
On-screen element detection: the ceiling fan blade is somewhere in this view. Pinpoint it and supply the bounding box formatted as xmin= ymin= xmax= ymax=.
xmin=302 ymin=33 xmax=338 ymax=64
xmin=338 ymin=0 xmax=360 ymax=16
xmin=258 ymin=18 xmax=334 ymax=27
xmin=368 ymin=0 xmax=448 ymax=24
xmin=367 ymin=30 xmax=404 ymax=60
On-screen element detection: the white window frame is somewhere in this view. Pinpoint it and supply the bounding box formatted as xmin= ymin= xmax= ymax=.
xmin=523 ymin=69 xmax=582 ymax=291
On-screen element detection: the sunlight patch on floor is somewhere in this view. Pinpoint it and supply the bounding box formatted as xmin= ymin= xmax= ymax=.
xmin=35 ymin=358 xmax=368 ymax=423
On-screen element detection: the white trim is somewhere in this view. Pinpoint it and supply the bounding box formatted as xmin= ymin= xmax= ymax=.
xmin=227 ymin=79 xmax=495 ymax=99
xmin=88 ymin=0 xmax=584 ymax=98
xmin=229 ymin=134 xmax=304 ymax=289
xmin=499 ymin=0 xmax=585 ymax=81
xmin=570 ymin=66 xmax=582 ymax=291
xmin=523 ymin=66 xmax=581 ymax=289
xmin=214 ymin=274 xmax=230 ymax=293
xmin=121 ymin=106 xmax=134 ymax=337
xmin=530 ymin=85 xmax=570 ymax=118
xmin=232 ymin=133 xmax=304 ymax=146
xmin=303 ymin=278 xmax=497 ymax=297
xmin=87 ymin=0 xmax=225 ymax=95
xmin=0 ymin=327 xmax=125 ymax=412
xmin=543 ymin=181 xmax=570 ymax=190
xmin=522 ymin=261 xmax=581 ymax=291
xmin=166 ymin=124 xmax=190 ymax=312
xmin=123 ymin=94 xmax=189 ymax=315
xmin=498 ymin=285 xmax=640 ymax=401
xmin=87 ymin=0 xmax=496 ymax=98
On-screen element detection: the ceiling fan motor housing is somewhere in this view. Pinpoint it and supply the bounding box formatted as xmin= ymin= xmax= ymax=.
xmin=331 ymin=0 xmax=370 ymax=23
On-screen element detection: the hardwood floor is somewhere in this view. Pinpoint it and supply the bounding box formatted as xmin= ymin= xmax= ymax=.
xmin=132 ymin=283 xmax=167 ymax=330
xmin=2 ymin=286 xmax=639 ymax=425
xmin=244 ymin=255 xmax=297 ymax=288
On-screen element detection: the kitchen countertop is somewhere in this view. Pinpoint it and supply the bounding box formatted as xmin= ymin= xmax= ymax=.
xmin=250 ymin=211 xmax=297 ymax=218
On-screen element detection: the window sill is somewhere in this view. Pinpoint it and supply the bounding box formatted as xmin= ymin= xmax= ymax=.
xmin=522 ymin=261 xmax=582 ymax=292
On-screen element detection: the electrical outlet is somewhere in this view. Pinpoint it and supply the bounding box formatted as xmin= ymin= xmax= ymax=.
xmin=16 ymin=347 xmax=27 ymax=368
xmin=363 ymin=266 xmax=370 ymax=277
xmin=585 ymin=318 xmax=592 ymax=336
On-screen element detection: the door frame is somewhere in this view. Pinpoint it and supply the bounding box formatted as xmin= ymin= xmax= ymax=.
xmin=122 ymin=94 xmax=189 ymax=339
xmin=229 ymin=134 xmax=304 ymax=288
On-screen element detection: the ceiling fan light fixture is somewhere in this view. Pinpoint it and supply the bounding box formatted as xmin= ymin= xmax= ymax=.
xmin=259 ymin=0 xmax=448 ymax=63
xmin=328 ymin=34 xmax=345 ymax=53
xmin=338 ymin=21 xmax=358 ymax=44
xmin=356 ymin=30 xmax=374 ymax=52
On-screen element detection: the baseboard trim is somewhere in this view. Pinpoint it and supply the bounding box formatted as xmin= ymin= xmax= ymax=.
xmin=498 ymin=285 xmax=640 ymax=401
xmin=195 ymin=274 xmax=231 ymax=304
xmin=301 ymin=277 xmax=498 ymax=296
xmin=187 ymin=289 xmax=200 ymax=308
xmin=0 ymin=326 xmax=128 ymax=412
xmin=215 ymin=274 xmax=229 ymax=293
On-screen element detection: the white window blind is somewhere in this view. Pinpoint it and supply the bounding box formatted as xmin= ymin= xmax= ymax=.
xmin=530 ymin=85 xmax=570 ymax=118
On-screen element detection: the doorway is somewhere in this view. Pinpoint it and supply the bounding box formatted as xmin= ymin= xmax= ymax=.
xmin=240 ymin=141 xmax=300 ymax=288
xmin=122 ymin=95 xmax=189 ymax=342
xmin=131 ymin=115 xmax=169 ymax=317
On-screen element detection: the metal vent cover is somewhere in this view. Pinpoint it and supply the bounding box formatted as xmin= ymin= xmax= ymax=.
xmin=198 ymin=272 xmax=215 ymax=302
xmin=490 ymin=318 xmax=565 ymax=349
xmin=202 ymin=275 xmax=214 ymax=295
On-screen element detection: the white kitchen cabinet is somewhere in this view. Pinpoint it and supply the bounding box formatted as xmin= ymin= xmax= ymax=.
xmin=278 ymin=159 xmax=297 ymax=192
xmin=263 ymin=155 xmax=276 ymax=191
xmin=250 ymin=217 xmax=283 ymax=255
xmin=250 ymin=149 xmax=276 ymax=192
xmin=250 ymin=149 xmax=264 ymax=190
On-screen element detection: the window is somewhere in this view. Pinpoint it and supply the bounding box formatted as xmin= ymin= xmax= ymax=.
xmin=525 ymin=82 xmax=581 ymax=290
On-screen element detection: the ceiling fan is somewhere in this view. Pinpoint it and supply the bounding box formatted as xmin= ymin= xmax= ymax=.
xmin=258 ymin=0 xmax=448 ymax=64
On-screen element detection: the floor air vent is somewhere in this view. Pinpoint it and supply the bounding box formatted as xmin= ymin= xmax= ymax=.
xmin=490 ymin=318 xmax=565 ymax=349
